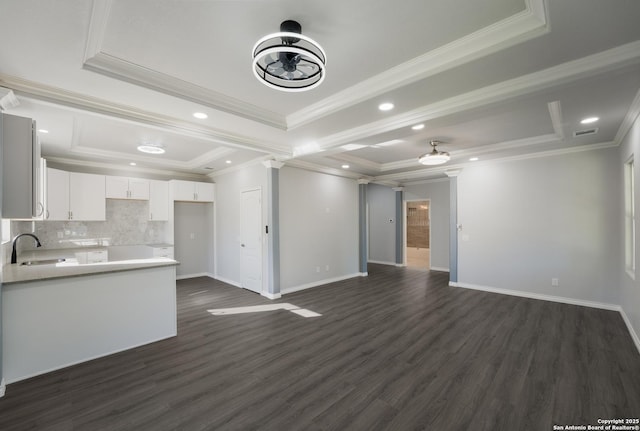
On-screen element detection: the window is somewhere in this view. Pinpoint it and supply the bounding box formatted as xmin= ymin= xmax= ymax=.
xmin=625 ymin=157 xmax=635 ymax=278
xmin=1 ymin=219 xmax=10 ymax=243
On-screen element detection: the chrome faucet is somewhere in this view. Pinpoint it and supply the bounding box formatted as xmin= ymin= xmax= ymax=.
xmin=11 ymin=233 xmax=42 ymax=264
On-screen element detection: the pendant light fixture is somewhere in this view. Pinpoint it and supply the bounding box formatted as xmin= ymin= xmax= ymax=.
xmin=252 ymin=20 xmax=326 ymax=92
xmin=418 ymin=140 xmax=450 ymax=165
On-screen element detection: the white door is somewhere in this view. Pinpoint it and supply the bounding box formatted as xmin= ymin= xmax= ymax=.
xmin=240 ymin=189 xmax=262 ymax=293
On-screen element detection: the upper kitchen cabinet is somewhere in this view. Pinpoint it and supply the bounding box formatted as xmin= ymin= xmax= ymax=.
xmin=106 ymin=176 xmax=149 ymax=200
xmin=149 ymin=180 xmax=169 ymax=221
xmin=170 ymin=180 xmax=215 ymax=202
xmin=46 ymin=168 xmax=106 ymax=221
xmin=1 ymin=113 xmax=42 ymax=219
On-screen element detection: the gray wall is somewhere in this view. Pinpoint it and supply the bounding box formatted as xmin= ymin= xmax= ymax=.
xmin=174 ymin=201 xmax=213 ymax=278
xmin=214 ymin=164 xmax=267 ymax=287
xmin=404 ymin=179 xmax=450 ymax=271
xmin=367 ymin=183 xmax=396 ymax=264
xmin=457 ymin=147 xmax=621 ymax=305
xmin=279 ymin=166 xmax=359 ymax=291
xmin=618 ymin=112 xmax=640 ymax=345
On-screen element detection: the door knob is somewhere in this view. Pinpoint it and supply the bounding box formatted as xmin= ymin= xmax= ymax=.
xmin=241 ymin=244 xmax=245 ymax=247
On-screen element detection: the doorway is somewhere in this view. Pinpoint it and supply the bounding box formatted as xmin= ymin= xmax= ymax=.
xmin=240 ymin=188 xmax=263 ymax=293
xmin=405 ymin=200 xmax=430 ymax=269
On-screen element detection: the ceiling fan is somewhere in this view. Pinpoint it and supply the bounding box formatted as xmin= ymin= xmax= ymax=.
xmin=252 ymin=20 xmax=327 ymax=92
xmin=418 ymin=140 xmax=450 ymax=165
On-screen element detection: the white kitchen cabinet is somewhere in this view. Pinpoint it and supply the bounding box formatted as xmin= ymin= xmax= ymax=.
xmin=150 ymin=245 xmax=174 ymax=259
xmin=149 ymin=180 xmax=169 ymax=221
xmin=170 ymin=180 xmax=215 ymax=202
xmin=106 ymin=176 xmax=149 ymax=200
xmin=46 ymin=168 xmax=106 ymax=221
xmin=1 ymin=113 xmax=41 ymax=219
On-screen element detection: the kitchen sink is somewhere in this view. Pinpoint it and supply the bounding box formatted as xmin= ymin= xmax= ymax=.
xmin=20 ymin=258 xmax=67 ymax=266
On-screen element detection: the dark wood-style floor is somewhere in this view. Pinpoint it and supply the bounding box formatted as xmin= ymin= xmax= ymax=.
xmin=1 ymin=264 xmax=639 ymax=430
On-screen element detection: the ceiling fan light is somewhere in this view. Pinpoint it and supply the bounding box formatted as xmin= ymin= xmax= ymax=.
xmin=252 ymin=20 xmax=326 ymax=92
xmin=418 ymin=140 xmax=450 ymax=165
xmin=137 ymin=144 xmax=165 ymax=154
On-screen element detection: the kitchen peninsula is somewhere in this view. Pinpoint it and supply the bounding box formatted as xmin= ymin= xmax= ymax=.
xmin=2 ymin=255 xmax=178 ymax=384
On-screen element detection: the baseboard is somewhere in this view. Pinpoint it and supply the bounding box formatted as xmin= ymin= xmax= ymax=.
xmin=395 ymin=263 xmax=406 ymax=268
xmin=0 ymin=378 xmax=5 ymax=397
xmin=212 ymin=275 xmax=242 ymax=288
xmin=176 ymin=272 xmax=211 ymax=280
xmin=261 ymin=292 xmax=282 ymax=300
xmin=451 ymin=281 xmax=620 ymax=311
xmin=282 ymin=273 xmax=362 ymax=295
xmin=367 ymin=260 xmax=396 ymax=266
xmin=359 ymin=272 xmax=368 ymax=277
xmin=619 ymin=307 xmax=640 ymax=356
xmin=430 ymin=266 xmax=450 ymax=272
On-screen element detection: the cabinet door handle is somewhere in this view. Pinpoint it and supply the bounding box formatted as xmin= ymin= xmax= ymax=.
xmin=46 ymin=209 xmax=50 ymax=219
xmin=150 ymin=212 xmax=153 ymax=220
xmin=69 ymin=211 xmax=73 ymax=220
xmin=36 ymin=202 xmax=44 ymax=217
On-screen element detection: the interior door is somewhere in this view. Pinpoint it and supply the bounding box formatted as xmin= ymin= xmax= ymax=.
xmin=240 ymin=189 xmax=262 ymax=293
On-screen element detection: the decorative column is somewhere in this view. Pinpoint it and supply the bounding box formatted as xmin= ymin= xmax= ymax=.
xmin=358 ymin=179 xmax=369 ymax=275
xmin=263 ymin=160 xmax=285 ymax=299
xmin=393 ymin=187 xmax=405 ymax=266
xmin=445 ymin=169 xmax=462 ymax=284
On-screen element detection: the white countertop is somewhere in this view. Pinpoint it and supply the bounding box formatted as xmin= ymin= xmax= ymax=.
xmin=2 ymin=256 xmax=178 ymax=284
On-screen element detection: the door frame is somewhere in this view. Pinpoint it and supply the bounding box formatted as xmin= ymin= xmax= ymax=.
xmin=404 ymin=198 xmax=431 ymax=268
xmin=240 ymin=187 xmax=264 ymax=293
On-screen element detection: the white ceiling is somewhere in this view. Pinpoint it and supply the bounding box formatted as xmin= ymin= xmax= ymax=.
xmin=1 ymin=0 xmax=639 ymax=184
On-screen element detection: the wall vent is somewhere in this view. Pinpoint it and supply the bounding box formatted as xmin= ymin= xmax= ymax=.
xmin=573 ymin=128 xmax=598 ymax=137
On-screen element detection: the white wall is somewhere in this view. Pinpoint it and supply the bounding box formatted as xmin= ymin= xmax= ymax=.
xmin=618 ymin=111 xmax=640 ymax=345
xmin=279 ymin=167 xmax=359 ymax=292
xmin=367 ymin=183 xmax=396 ymax=264
xmin=214 ymin=164 xmax=267 ymax=288
xmin=404 ymin=179 xmax=450 ymax=271
xmin=456 ymin=147 xmax=621 ymax=305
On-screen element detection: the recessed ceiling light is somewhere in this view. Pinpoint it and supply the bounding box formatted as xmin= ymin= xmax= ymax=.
xmin=580 ymin=116 xmax=599 ymax=124
xmin=38 ymin=129 xmax=49 ymax=134
xmin=225 ymin=160 xmax=232 ymax=164
xmin=378 ymin=102 xmax=394 ymax=111
xmin=193 ymin=112 xmax=208 ymax=119
xmin=469 ymin=157 xmax=479 ymax=162
xmin=411 ymin=124 xmax=424 ymax=130
xmin=342 ymin=164 xmax=350 ymax=169
xmin=137 ymin=144 xmax=165 ymax=154
xmin=129 ymin=162 xmax=137 ymax=166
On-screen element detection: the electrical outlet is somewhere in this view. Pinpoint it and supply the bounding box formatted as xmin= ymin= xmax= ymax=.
xmin=551 ymin=278 xmax=559 ymax=287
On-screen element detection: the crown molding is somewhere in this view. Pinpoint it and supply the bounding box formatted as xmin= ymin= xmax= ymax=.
xmin=330 ymin=153 xmax=383 ymax=172
xmin=82 ymin=0 xmax=285 ymax=130
xmin=45 ymin=156 xmax=208 ymax=181
xmin=284 ymin=159 xmax=369 ymax=181
xmin=547 ymin=101 xmax=565 ymax=141
xmin=312 ymin=40 xmax=640 ymax=151
xmin=286 ymin=0 xmax=549 ymax=130
xmin=372 ymin=141 xmax=618 ymax=183
xmin=0 ymin=74 xmax=290 ymax=156
xmin=402 ymin=177 xmax=450 ymax=187
xmin=207 ymin=155 xmax=276 ymax=179
xmin=377 ymin=134 xmax=560 ymax=173
xmin=615 ymin=89 xmax=640 ymax=145
xmin=83 ymin=52 xmax=286 ymax=130
xmin=262 ymin=160 xmax=285 ymax=169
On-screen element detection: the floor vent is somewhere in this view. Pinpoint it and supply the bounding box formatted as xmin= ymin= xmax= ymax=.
xmin=573 ymin=128 xmax=598 ymax=137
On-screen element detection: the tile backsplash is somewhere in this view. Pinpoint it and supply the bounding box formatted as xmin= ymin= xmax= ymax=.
xmin=12 ymin=200 xmax=167 ymax=250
